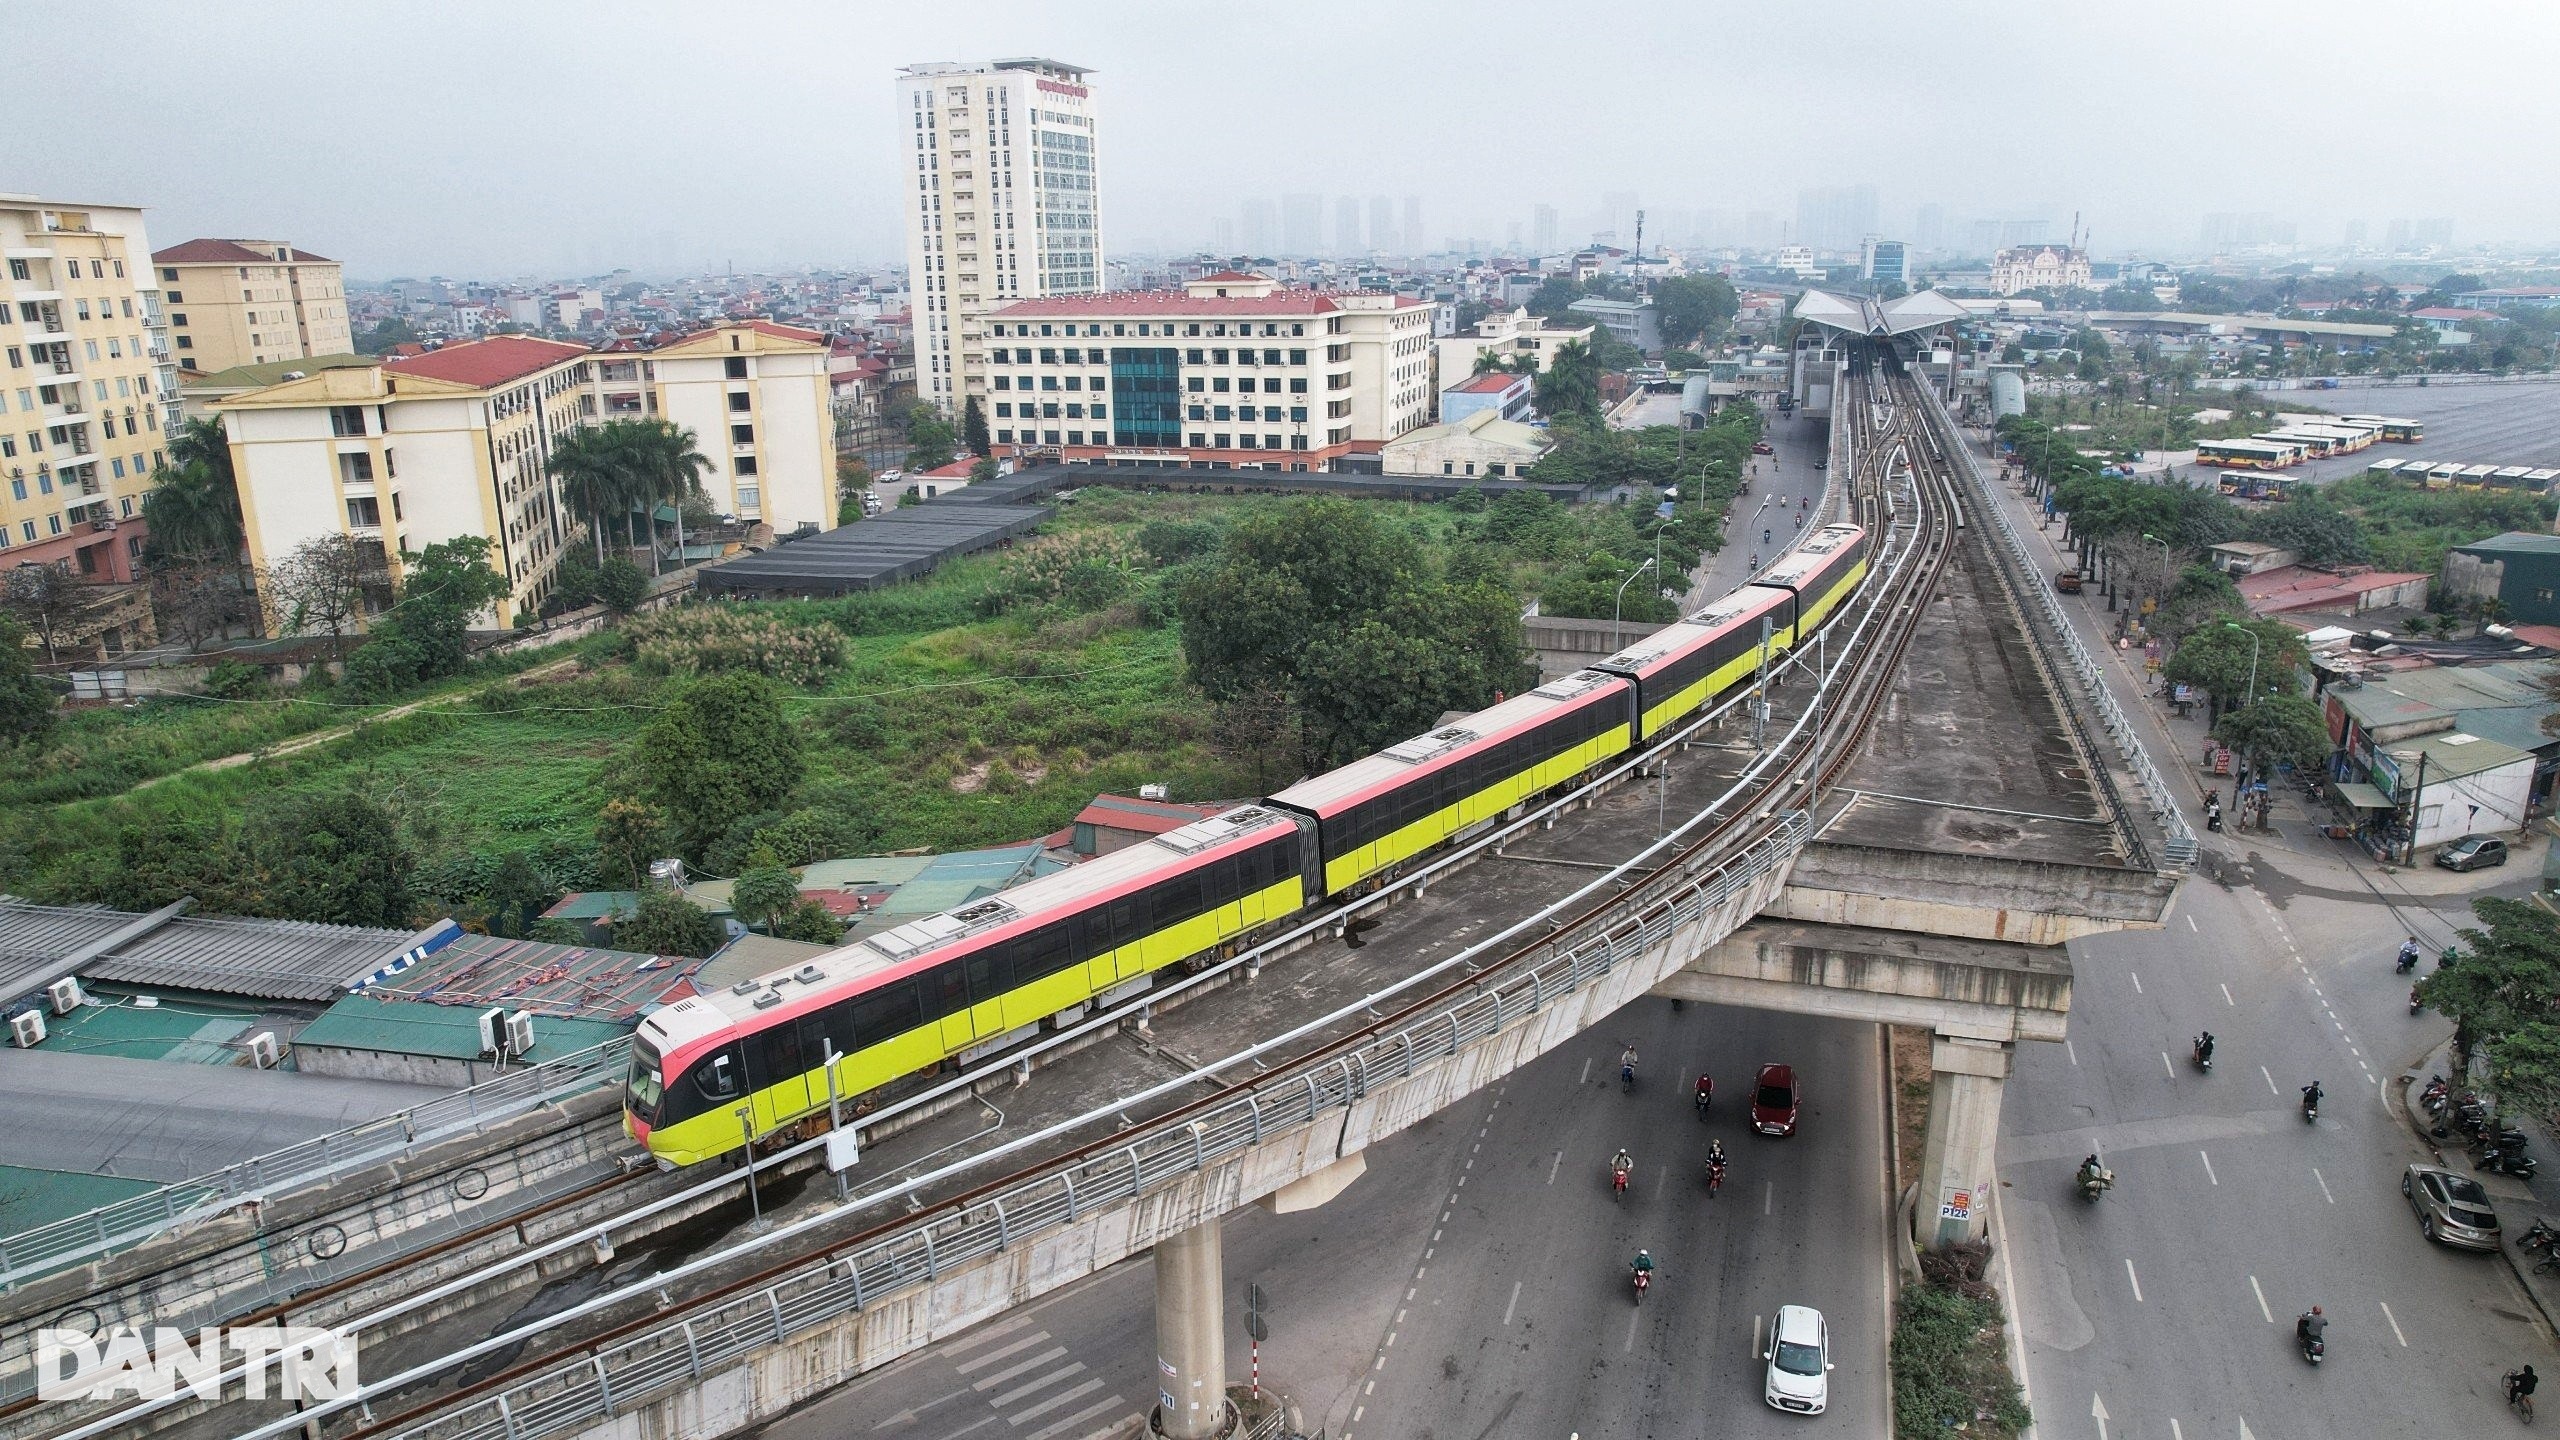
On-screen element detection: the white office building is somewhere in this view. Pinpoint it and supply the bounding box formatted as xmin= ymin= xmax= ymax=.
xmin=897 ymin=58 xmax=1103 ymax=418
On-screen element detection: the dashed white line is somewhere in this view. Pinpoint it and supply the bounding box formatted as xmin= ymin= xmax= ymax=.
xmin=1503 ymin=1281 xmax=1522 ymax=1326
xmin=2312 ymin=1168 xmax=2335 ymax=1204
xmin=2170 ymin=1420 xmax=2184 ymax=1440
xmin=2262 ymin=1066 xmax=2280 ymax=1096
xmin=2380 ymin=1301 xmax=2408 ymax=1347
xmin=1765 ymin=1180 xmax=1775 ymax=1215
xmin=2161 ymin=1051 xmax=2176 ymax=1079
xmin=1579 ymin=1058 xmax=1592 ymax=1085
xmin=2187 ymin=915 xmax=2198 ymax=932
xmin=2131 ymin=971 xmax=2144 ymax=994
xmin=2249 ymin=1274 xmax=2273 ymax=1323
xmin=2066 ymin=1039 xmax=2079 ymax=1067
xmin=2200 ymin=1150 xmax=2218 ymax=1186
xmin=1547 ymin=1150 xmax=1563 ymax=1185
xmin=2125 ymin=1257 xmax=2143 ymax=1302
xmin=2221 ymin=983 xmax=2235 ymax=1006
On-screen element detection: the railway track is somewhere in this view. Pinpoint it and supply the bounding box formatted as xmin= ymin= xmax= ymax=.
xmin=36 ymin=354 xmax=1964 ymax=1440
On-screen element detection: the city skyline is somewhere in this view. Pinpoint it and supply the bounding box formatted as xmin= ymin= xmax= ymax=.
xmin=8 ymin=0 xmax=2559 ymax=277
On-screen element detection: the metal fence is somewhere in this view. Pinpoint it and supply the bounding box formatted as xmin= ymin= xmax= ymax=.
xmin=0 ymin=1038 xmax=629 ymax=1292
xmin=1920 ymin=385 xmax=2197 ymax=869
xmin=347 ymin=813 xmax=1814 ymax=1440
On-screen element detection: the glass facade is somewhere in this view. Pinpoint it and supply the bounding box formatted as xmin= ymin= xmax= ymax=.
xmin=1110 ymin=347 xmax=1181 ymax=448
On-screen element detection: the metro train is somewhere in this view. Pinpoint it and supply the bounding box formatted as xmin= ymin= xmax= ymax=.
xmin=625 ymin=523 xmax=1871 ymax=1166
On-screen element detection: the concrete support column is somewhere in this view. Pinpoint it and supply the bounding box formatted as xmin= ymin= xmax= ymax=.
xmin=1914 ymin=1032 xmax=2013 ymax=1248
xmin=1152 ymin=1219 xmax=1234 ymax=1440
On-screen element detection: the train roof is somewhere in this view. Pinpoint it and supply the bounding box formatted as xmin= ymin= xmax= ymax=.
xmin=637 ymin=805 xmax=1299 ymax=1059
xmin=1752 ymin=523 xmax=1866 ymax=591
xmin=1593 ymin=586 xmax=1788 ymax=680
xmin=1268 ymin=670 xmax=1628 ymax=817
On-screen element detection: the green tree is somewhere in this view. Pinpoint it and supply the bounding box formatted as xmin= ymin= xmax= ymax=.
xmin=343 ymin=535 xmax=511 ymax=694
xmin=527 ymin=916 xmax=587 ymax=946
xmin=1525 ymin=276 xmax=1585 ymax=319
xmin=0 ymin=613 xmax=57 ymax=751
xmin=1653 ymin=274 xmax=1739 ymax=350
xmin=482 ymin=850 xmax=556 ymax=938
xmin=594 ymin=798 xmax=670 ymax=889
xmin=235 ymin=790 xmax=415 ymax=926
xmin=770 ymin=898 xmax=847 ymax=945
xmin=547 ymin=423 xmax=642 ymax=566
xmin=142 ymin=419 xmax=245 ymax=569
xmin=1 ymin=564 xmax=90 ymax=663
xmin=2211 ymin=695 xmax=2332 ymax=775
xmin=1534 ymin=339 xmax=1604 ymax=423
xmin=635 ymin=672 xmax=805 ymax=858
xmin=731 ymin=862 xmax=802 ymax=933
xmin=961 ymin=395 xmax=992 ymax=458
xmin=2420 ymin=898 xmax=2560 ymax=1117
xmin=595 ymin=557 xmax=649 ymax=614
xmin=356 ymin=317 xmax=423 ymax=354
xmin=905 ymin=407 xmax=958 ymax=472
xmin=2247 ymin=494 xmax=2369 ymax=566
xmin=611 ymin=890 xmax=725 ymax=958
xmin=2163 ymin=619 xmax=2306 ymax=712
xmin=551 ymin=553 xmax=601 ymax=612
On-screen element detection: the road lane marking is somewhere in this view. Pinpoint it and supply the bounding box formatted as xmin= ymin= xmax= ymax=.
xmin=2124 ymin=1258 xmax=2143 ymax=1302
xmin=2161 ymin=1051 xmax=2175 ymax=1079
xmin=1547 ymin=1150 xmax=1563 ymax=1185
xmin=1005 ymin=1377 xmax=1103 ymax=1423
xmin=1404 ymin=1287 xmax=1415 ymax=1301
xmin=1579 ymin=1058 xmax=1592 ymax=1085
xmin=2262 ymin=1066 xmax=2280 ymax=1095
xmin=2170 ymin=1420 xmax=2183 ymax=1440
xmin=2221 ymin=984 xmax=2235 ymax=1006
xmin=2188 ymin=915 xmax=2198 ymax=931
xmin=2066 ymin=1039 xmax=2078 ymax=1066
xmin=2250 ymin=1274 xmax=2273 ymax=1323
xmin=955 ymin=1333 xmax=1057 ymax=1374
xmin=1024 ymin=1400 xmax=1125 ymax=1440
xmin=2312 ymin=1167 xmax=2335 ymax=1204
xmin=2131 ymin=971 xmax=2143 ymax=994
xmin=1765 ymin=1181 xmax=1775 ymax=1215
xmin=2380 ymin=1301 xmax=2407 ymax=1346
xmin=1503 ymin=1281 xmax=1522 ymax=1325
xmin=970 ymin=1348 xmax=1071 ymax=1391
xmin=940 ymin=1319 xmax=1034 ymax=1358
xmin=989 ymin=1363 xmax=1084 ymax=1406
xmin=1754 ymin=1314 xmax=1764 ymax=1357
xmin=2200 ymin=1150 xmax=2218 ymax=1185
xmin=1395 ymin=1308 xmax=1406 ymax=1324
xmin=1624 ymin=1305 xmax=1642 ymax=1351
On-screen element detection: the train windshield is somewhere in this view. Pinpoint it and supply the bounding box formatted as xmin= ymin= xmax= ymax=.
xmin=627 ymin=1038 xmax=665 ymax=1119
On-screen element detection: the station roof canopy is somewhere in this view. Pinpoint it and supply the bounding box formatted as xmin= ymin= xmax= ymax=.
xmin=1793 ymin=288 xmax=1972 ymax=339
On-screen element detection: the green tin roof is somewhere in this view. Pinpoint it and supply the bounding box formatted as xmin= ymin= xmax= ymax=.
xmin=294 ymin=996 xmax=629 ymax=1063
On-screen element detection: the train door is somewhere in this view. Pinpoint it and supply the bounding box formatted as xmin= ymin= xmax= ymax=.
xmin=924 ymin=963 xmax=976 ymax=1055
xmin=754 ymin=1021 xmax=812 ymax=1124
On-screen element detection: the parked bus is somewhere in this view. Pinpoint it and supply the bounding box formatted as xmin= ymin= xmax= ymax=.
xmin=2526 ymin=469 xmax=2560 ymax=494
xmin=2366 ymin=458 xmax=2410 ymax=478
xmin=2198 ymin=437 xmax=2305 ymax=469
xmin=2339 ymin=415 xmax=2424 ymax=442
xmin=2284 ymin=423 xmax=2379 ymax=453
xmin=2260 ymin=430 xmax=2342 ymax=459
xmin=2490 ymin=466 xmax=2535 ymax=492
xmin=2423 ymin=462 xmax=2462 ymax=488
xmin=2216 ymin=471 xmax=2293 ymax=502
xmin=2457 ymin=464 xmax=2500 ymax=489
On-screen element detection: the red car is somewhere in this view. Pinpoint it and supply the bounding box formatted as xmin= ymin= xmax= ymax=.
xmin=1751 ymin=440 xmax=1774 ymax=455
xmin=1751 ymin=1063 xmax=1800 ymax=1136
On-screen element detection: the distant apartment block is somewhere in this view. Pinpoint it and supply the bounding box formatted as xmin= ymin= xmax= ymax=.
xmin=153 ymin=238 xmax=350 ymax=375
xmin=212 ymin=335 xmax=592 ymax=629
xmin=898 ymin=58 xmax=1103 ymax=416
xmin=1990 ymin=245 xmax=2090 ymax=297
xmin=587 ymin=321 xmax=837 ymax=532
xmin=1861 ymin=238 xmax=1910 ymax=285
xmin=981 ymin=272 xmax=1432 ymax=469
xmin=0 ymin=194 xmax=177 ymax=585
xmin=1438 ymin=369 xmax=1533 ymax=424
xmin=1434 ymin=307 xmax=1596 ymax=390
xmin=1569 ymin=296 xmax=1661 ymax=353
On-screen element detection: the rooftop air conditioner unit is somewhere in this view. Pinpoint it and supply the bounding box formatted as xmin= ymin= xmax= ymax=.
xmin=647 ymin=857 xmax=688 ymax=889
xmin=280 ymin=371 xmax=305 ymax=381
xmin=246 ymin=1031 xmax=278 ymax=1068
xmin=46 ymin=977 xmax=83 ymax=1015
xmin=1139 ymin=783 xmax=1170 ymax=801
xmin=11 ymin=1010 xmax=45 ymax=1048
xmin=478 ymin=1006 xmax=507 ymax=1058
xmin=504 ymin=1011 xmax=536 ymax=1057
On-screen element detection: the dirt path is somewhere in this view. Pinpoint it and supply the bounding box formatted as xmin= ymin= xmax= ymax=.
xmin=137 ymin=656 xmax=586 ymax=790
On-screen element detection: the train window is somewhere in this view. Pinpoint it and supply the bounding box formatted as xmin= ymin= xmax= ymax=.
xmin=695 ymin=1050 xmax=740 ymax=1101
xmin=1109 ymin=900 xmax=1137 ymax=945
xmin=762 ymin=1023 xmax=804 ymax=1084
xmin=798 ymin=1015 xmax=836 ymax=1069
xmin=923 ymin=964 xmax=969 ymax=1022
xmin=851 ymin=982 xmax=921 ymax=1048
xmin=966 ymin=949 xmax=1014 ymax=1001
xmin=1021 ymin=924 xmax=1073 ymax=981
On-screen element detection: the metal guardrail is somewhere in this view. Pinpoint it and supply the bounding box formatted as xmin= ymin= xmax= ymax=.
xmin=0 ymin=1039 xmax=629 ymax=1292
xmin=1918 ymin=385 xmax=2198 ymax=869
xmin=365 ymin=814 xmax=1815 ymax=1440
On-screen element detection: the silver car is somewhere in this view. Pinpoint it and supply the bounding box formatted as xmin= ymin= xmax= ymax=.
xmin=2403 ymin=1163 xmax=2501 ymax=1251
xmin=1763 ymin=1304 xmax=1832 ymax=1414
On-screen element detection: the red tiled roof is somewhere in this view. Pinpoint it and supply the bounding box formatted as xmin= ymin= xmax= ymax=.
xmin=152 ymin=238 xmax=336 ymax=265
xmin=991 ymin=289 xmax=1341 ymax=318
xmin=1074 ymin=794 xmax=1226 ymax=833
xmin=384 ymin=335 xmax=590 ymax=389
xmin=918 ymin=457 xmax=980 ymax=479
xmin=1452 ymin=371 xmax=1525 ymax=393
xmin=1194 ymin=270 xmax=1263 ymax=283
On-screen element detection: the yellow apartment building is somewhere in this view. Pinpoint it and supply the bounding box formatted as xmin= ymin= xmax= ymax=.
xmin=154 ymin=238 xmax=351 ymax=377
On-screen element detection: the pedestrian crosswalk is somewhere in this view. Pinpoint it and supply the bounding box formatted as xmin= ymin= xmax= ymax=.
xmin=925 ymin=1319 xmax=1143 ymax=1440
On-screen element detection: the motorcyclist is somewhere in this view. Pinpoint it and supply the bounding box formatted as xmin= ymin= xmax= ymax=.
xmin=2077 ymin=1154 xmax=2109 ymax=1192
xmin=1630 ymin=1248 xmax=1655 ymax=1278
xmin=2297 ymin=1306 xmax=2326 ymax=1345
xmin=1610 ymin=1146 xmax=1634 ymax=1180
xmin=2302 ymin=1080 xmax=2325 ymax=1114
xmin=2193 ymin=1031 xmax=2215 ymax=1065
xmin=1763 ymin=527 xmax=1773 ymax=545
xmin=2397 ymin=936 xmax=2421 ymax=972
xmin=1619 ymin=1046 xmax=1639 ymax=1087
xmin=1747 ymin=552 xmax=1760 ymax=570
xmin=2511 ymin=1365 xmax=2540 ymax=1404
xmin=1694 ymin=1072 xmax=1713 ymax=1108
xmin=1706 ymin=1139 xmax=1728 ymax=1183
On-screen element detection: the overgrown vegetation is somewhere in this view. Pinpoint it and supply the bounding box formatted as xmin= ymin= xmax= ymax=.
xmin=2420 ymin=897 xmax=2560 ymax=1125
xmin=1893 ymin=1242 xmax=2032 ymax=1440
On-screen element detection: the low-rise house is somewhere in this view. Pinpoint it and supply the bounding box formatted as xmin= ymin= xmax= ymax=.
xmin=1380 ymin=409 xmax=1555 ymax=480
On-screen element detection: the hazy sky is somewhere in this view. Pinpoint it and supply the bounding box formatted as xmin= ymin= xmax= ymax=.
xmin=12 ymin=0 xmax=2559 ymax=278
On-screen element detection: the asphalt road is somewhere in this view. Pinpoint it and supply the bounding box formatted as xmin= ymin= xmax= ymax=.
xmin=1980 ymin=453 xmax=2555 ymax=1438
xmin=755 ymin=1002 xmax=1891 ymax=1440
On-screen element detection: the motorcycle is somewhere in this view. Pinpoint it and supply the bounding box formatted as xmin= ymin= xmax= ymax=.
xmin=2518 ymin=1218 xmax=2560 ymax=1254
xmin=1611 ymin=1165 xmax=1630 ymax=1203
xmin=2297 ymin=1317 xmax=2325 ymax=1365
xmin=2078 ymin=1166 xmax=2114 ymax=1202
xmin=2396 ymin=947 xmax=2420 ymax=975
xmin=2192 ymin=1038 xmax=2214 ymax=1073
xmin=1631 ymin=1268 xmax=1651 ymax=1305
xmin=1695 ymin=1083 xmax=1713 ymax=1121
xmin=1706 ymin=1160 xmax=1726 ymax=1198
xmin=2409 ymin=986 xmax=2423 ymax=1016
xmin=2303 ymin=1092 xmax=2321 ymax=1124
xmin=2419 ymin=1075 xmax=2449 ymax=1114
xmin=2481 ymin=1144 xmax=2540 ymax=1180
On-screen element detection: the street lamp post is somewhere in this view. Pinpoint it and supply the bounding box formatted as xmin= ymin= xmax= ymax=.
xmin=2140 ymin=531 xmax=2173 ymax=607
xmin=1612 ymin=556 xmax=1658 ymax=648
xmin=2223 ymin=620 xmax=2262 ymax=708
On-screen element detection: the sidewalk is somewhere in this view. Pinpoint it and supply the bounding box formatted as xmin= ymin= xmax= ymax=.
xmin=2398 ymin=1039 xmax=2560 ymax=1333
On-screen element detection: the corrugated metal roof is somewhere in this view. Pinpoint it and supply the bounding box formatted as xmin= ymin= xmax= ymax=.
xmin=294 ymin=999 xmax=629 ymax=1063
xmin=0 ymin=900 xmax=412 ymax=1005
xmin=360 ymin=932 xmax=698 ymax=1024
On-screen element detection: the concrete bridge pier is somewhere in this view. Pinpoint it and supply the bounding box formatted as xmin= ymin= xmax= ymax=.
xmin=1914 ymin=1030 xmax=2012 ymax=1248
xmin=1151 ymin=1220 xmax=1236 ymax=1439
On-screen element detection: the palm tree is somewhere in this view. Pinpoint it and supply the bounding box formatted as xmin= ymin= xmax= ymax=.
xmin=622 ymin=420 xmax=713 ymax=573
xmin=546 ymin=425 xmax=632 ymax=565
xmin=141 ymin=460 xmax=242 ymax=565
